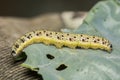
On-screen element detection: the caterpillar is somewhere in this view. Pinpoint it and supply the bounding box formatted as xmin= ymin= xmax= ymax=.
xmin=11 ymin=30 xmax=112 ymax=57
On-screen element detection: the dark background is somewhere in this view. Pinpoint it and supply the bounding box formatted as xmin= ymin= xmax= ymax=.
xmin=0 ymin=0 xmax=100 ymax=17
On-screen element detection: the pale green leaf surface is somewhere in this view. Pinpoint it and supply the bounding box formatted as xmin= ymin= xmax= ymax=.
xmin=21 ymin=0 xmax=120 ymax=80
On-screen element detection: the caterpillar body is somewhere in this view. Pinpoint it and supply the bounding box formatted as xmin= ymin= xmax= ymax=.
xmin=11 ymin=30 xmax=112 ymax=57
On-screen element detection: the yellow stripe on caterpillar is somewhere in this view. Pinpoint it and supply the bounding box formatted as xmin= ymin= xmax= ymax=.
xmin=11 ymin=30 xmax=112 ymax=57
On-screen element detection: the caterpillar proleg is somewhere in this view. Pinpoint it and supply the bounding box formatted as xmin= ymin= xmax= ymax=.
xmin=11 ymin=30 xmax=112 ymax=57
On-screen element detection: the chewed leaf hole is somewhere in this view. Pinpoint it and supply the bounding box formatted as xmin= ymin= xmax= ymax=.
xmin=56 ymin=64 xmax=67 ymax=71
xmin=46 ymin=54 xmax=55 ymax=60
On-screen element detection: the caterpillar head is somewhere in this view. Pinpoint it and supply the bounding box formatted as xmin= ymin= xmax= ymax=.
xmin=11 ymin=50 xmax=17 ymax=57
xmin=11 ymin=49 xmax=26 ymax=60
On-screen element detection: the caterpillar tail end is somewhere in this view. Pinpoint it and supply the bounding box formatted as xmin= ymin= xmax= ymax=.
xmin=107 ymin=44 xmax=112 ymax=53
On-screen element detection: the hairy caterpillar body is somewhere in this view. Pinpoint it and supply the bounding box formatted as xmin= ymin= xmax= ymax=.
xmin=11 ymin=30 xmax=112 ymax=57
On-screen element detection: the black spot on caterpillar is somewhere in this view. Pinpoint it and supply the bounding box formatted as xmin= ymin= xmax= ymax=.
xmin=11 ymin=30 xmax=112 ymax=57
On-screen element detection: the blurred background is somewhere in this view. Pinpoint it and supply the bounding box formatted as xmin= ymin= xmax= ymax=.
xmin=0 ymin=0 xmax=99 ymax=17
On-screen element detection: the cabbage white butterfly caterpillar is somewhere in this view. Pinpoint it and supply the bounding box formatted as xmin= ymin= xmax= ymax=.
xmin=11 ymin=30 xmax=112 ymax=57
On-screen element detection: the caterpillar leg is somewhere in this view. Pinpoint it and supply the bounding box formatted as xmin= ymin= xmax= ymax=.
xmin=54 ymin=41 xmax=63 ymax=48
xmin=43 ymin=41 xmax=50 ymax=45
xmin=64 ymin=41 xmax=77 ymax=49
